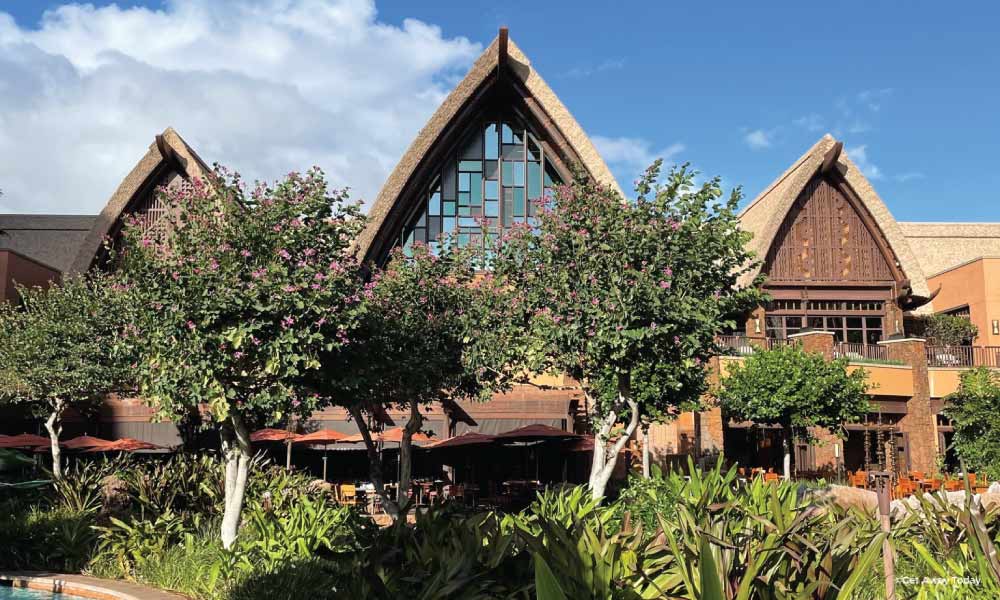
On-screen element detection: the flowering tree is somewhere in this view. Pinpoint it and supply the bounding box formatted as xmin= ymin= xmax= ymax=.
xmin=312 ymin=243 xmax=510 ymax=519
xmin=116 ymin=168 xmax=364 ymax=548
xmin=716 ymin=344 xmax=870 ymax=479
xmin=0 ymin=274 xmax=133 ymax=478
xmin=490 ymin=163 xmax=764 ymax=500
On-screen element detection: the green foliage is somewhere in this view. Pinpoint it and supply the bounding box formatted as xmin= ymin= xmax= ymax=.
xmin=943 ymin=367 xmax=1000 ymax=480
xmin=116 ymin=167 xmax=364 ymax=431
xmin=923 ymin=313 xmax=979 ymax=346
xmin=0 ymin=498 xmax=96 ymax=571
xmin=717 ymin=344 xmax=871 ymax=440
xmin=609 ymin=469 xmax=681 ymax=536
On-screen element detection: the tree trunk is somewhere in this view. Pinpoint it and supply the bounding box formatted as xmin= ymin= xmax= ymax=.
xmin=44 ymin=400 xmax=65 ymax=480
xmin=220 ymin=414 xmax=251 ymax=550
xmin=588 ymin=376 xmax=641 ymax=503
xmin=349 ymin=405 xmax=399 ymax=519
xmin=396 ymin=400 xmax=423 ymax=514
xmin=782 ymin=431 xmax=792 ymax=481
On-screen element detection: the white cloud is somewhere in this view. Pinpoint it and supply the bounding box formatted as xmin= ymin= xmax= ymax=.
xmin=0 ymin=0 xmax=481 ymax=214
xmin=794 ymin=114 xmax=824 ymax=132
xmin=743 ymin=129 xmax=772 ymax=150
xmin=590 ymin=135 xmax=684 ymax=191
xmin=845 ymin=145 xmax=883 ymax=180
xmin=895 ymin=172 xmax=925 ymax=183
xmin=563 ymin=58 xmax=625 ymax=79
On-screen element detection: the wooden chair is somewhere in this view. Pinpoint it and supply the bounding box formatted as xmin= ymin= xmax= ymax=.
xmin=339 ymin=484 xmax=357 ymax=507
xmin=944 ymin=479 xmax=963 ymax=492
xmin=851 ymin=471 xmax=868 ymax=489
xmin=910 ymin=471 xmax=925 ymax=481
xmin=764 ymin=472 xmax=780 ymax=483
xmin=926 ymin=478 xmax=942 ymax=492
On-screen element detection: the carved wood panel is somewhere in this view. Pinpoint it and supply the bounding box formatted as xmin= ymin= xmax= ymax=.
xmin=764 ymin=175 xmax=894 ymax=283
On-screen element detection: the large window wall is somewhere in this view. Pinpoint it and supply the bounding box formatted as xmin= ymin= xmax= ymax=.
xmin=400 ymin=117 xmax=560 ymax=253
xmin=764 ymin=299 xmax=885 ymax=344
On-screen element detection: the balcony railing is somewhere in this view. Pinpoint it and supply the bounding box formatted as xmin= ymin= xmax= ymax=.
xmin=716 ymin=336 xmax=791 ymax=356
xmin=926 ymin=346 xmax=1000 ymax=368
xmin=833 ymin=342 xmax=889 ymax=363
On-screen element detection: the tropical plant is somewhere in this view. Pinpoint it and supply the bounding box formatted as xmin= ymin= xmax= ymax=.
xmin=923 ymin=313 xmax=979 ymax=347
xmin=0 ymin=273 xmax=134 ymax=478
xmin=115 ymin=167 xmax=365 ymax=548
xmin=490 ymin=163 xmax=764 ymax=500
xmin=716 ymin=344 xmax=870 ymax=479
xmin=943 ymin=367 xmax=1000 ymax=480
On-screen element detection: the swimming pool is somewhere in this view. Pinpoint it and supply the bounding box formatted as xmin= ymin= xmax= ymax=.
xmin=0 ymin=587 xmax=79 ymax=599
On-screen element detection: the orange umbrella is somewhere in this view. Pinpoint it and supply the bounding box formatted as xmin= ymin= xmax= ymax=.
xmin=250 ymin=428 xmax=298 ymax=442
xmin=0 ymin=433 xmax=51 ymax=449
xmin=85 ymin=438 xmax=164 ymax=452
xmin=63 ymin=435 xmax=114 ymax=449
xmin=292 ymin=429 xmax=349 ymax=444
xmin=342 ymin=427 xmax=435 ymax=445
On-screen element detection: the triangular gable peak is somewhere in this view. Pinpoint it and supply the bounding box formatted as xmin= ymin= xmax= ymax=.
xmin=69 ymin=127 xmax=210 ymax=274
xmin=739 ymin=135 xmax=931 ymax=306
xmin=357 ymin=29 xmax=620 ymax=265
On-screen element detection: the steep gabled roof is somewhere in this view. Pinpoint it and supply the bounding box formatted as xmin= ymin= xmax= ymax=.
xmin=0 ymin=214 xmax=96 ymax=273
xmin=357 ymin=30 xmax=620 ymax=262
xmin=68 ymin=127 xmax=210 ymax=274
xmin=738 ymin=134 xmax=930 ymax=299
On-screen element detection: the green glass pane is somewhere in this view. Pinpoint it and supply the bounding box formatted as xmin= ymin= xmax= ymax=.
xmin=514 ymin=188 xmax=525 ymax=216
xmin=485 ymin=200 xmax=498 ymax=217
xmin=527 ymin=162 xmax=541 ymax=198
xmin=443 ymin=201 xmax=456 ymax=215
xmin=459 ymin=192 xmax=470 ymax=204
xmin=485 ymin=180 xmax=499 ymax=200
xmin=458 ymin=160 xmax=482 ymax=172
xmin=429 ymin=190 xmax=441 ymax=216
xmin=459 ymin=172 xmax=470 ymax=192
xmin=459 ymin=205 xmax=470 ymax=216
xmin=470 ymin=173 xmax=482 ymax=204
xmin=485 ymin=123 xmax=499 ymax=160
xmin=502 ymin=161 xmax=513 ymax=183
xmin=513 ymin=162 xmax=525 ymax=186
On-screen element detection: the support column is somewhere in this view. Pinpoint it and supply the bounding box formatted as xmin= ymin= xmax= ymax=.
xmin=789 ymin=331 xmax=838 ymax=471
xmin=878 ymin=337 xmax=937 ymax=473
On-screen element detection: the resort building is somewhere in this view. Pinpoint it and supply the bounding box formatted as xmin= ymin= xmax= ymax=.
xmin=2 ymin=30 xmax=998 ymax=477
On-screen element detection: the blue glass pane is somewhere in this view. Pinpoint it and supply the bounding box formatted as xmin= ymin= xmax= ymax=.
xmin=485 ymin=123 xmax=499 ymax=160
xmin=417 ymin=212 xmax=426 ymax=227
xmin=443 ymin=217 xmax=456 ymax=232
xmin=527 ymin=137 xmax=541 ymax=161
xmin=527 ymin=162 xmax=541 ymax=199
xmin=459 ymin=217 xmax=478 ymax=228
xmin=502 ymin=161 xmax=513 ymax=183
xmin=513 ymin=162 xmax=525 ymax=186
xmin=459 ymin=205 xmax=470 ymax=216
xmin=458 ymin=160 xmax=482 ymax=172
xmin=485 ymin=200 xmax=498 ymax=217
xmin=485 ymin=180 xmax=499 ymax=200
xmin=502 ymin=123 xmax=513 ymax=144
xmin=458 ymin=191 xmax=470 ymax=204
xmin=459 ymin=172 xmax=470 ymax=192
xmin=429 ymin=190 xmax=441 ymax=216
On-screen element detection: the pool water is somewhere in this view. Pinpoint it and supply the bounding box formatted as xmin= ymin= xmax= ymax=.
xmin=0 ymin=587 xmax=73 ymax=599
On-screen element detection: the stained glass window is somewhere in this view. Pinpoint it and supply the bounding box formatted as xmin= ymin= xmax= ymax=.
xmin=401 ymin=118 xmax=561 ymax=255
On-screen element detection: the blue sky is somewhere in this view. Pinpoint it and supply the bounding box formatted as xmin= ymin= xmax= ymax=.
xmin=2 ymin=1 xmax=998 ymax=222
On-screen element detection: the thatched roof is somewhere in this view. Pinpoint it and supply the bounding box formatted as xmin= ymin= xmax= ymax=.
xmin=898 ymin=222 xmax=1000 ymax=277
xmin=356 ymin=31 xmax=619 ymax=261
xmin=738 ymin=134 xmax=930 ymax=299
xmin=68 ymin=127 xmax=210 ymax=274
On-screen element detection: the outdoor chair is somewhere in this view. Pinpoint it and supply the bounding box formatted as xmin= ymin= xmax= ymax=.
xmin=851 ymin=471 xmax=868 ymax=489
xmin=340 ymin=484 xmax=357 ymax=507
xmin=910 ymin=471 xmax=925 ymax=481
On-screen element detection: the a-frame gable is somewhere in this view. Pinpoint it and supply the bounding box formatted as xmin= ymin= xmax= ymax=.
xmin=739 ymin=135 xmax=931 ymax=302
xmin=357 ymin=29 xmax=619 ymax=265
xmin=69 ymin=127 xmax=210 ymax=274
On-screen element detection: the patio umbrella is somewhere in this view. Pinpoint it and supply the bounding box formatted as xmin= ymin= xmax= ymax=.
xmin=0 ymin=434 xmax=51 ymax=449
xmin=63 ymin=435 xmax=114 ymax=450
xmin=251 ymin=428 xmax=299 ymax=470
xmin=425 ymin=432 xmax=496 ymax=449
xmin=341 ymin=427 xmax=436 ymax=445
xmin=494 ymin=424 xmax=581 ymax=442
xmin=293 ymin=429 xmax=350 ymax=481
xmin=84 ymin=438 xmax=164 ymax=452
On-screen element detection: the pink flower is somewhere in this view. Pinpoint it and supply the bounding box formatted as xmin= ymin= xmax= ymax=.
xmin=591 ymin=298 xmax=599 ymax=306
xmin=673 ymin=336 xmax=680 ymax=344
xmin=303 ymin=247 xmax=316 ymax=257
xmin=186 ymin=321 xmax=196 ymax=330
xmin=141 ymin=238 xmax=153 ymax=248
xmin=171 ymin=271 xmax=180 ymax=281
xmin=662 ymin=267 xmax=673 ymax=277
xmin=292 ymin=399 xmax=301 ymax=408
xmin=234 ymin=351 xmax=244 ymax=359
xmin=240 ymin=249 xmax=252 ymax=257
xmin=281 ymin=316 xmax=295 ymax=329
xmin=209 ymin=258 xmax=219 ymax=271
xmin=278 ymin=249 xmax=291 ymax=260
xmin=659 ymin=280 xmax=671 ymax=289
xmin=282 ymin=285 xmax=297 ymax=293
xmin=272 ymin=224 xmax=283 ymax=232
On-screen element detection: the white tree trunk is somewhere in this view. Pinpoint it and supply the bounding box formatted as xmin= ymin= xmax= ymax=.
xmin=782 ymin=433 xmax=792 ymax=481
xmin=220 ymin=414 xmax=251 ymax=550
xmin=349 ymin=405 xmax=400 ymax=519
xmin=588 ymin=378 xmax=641 ymax=503
xmin=44 ymin=400 xmax=65 ymax=480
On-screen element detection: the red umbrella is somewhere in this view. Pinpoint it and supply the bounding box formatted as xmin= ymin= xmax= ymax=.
xmin=425 ymin=432 xmax=496 ymax=450
xmin=250 ymin=428 xmax=298 ymax=442
xmin=0 ymin=433 xmax=51 ymax=449
xmin=292 ymin=429 xmax=349 ymax=444
xmin=494 ymin=424 xmax=581 ymax=442
xmin=342 ymin=427 xmax=435 ymax=445
xmin=63 ymin=435 xmax=114 ymax=450
xmin=85 ymin=438 xmax=163 ymax=452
